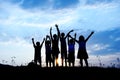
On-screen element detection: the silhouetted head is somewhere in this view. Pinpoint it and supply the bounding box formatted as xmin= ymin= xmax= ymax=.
xmin=46 ymin=35 xmax=49 ymax=38
xmin=53 ymin=34 xmax=57 ymax=40
xmin=46 ymin=41 xmax=51 ymax=45
xmin=61 ymin=33 xmax=65 ymax=37
xmin=36 ymin=42 xmax=40 ymax=46
xmin=79 ymin=35 xmax=85 ymax=41
xmin=70 ymin=39 xmax=74 ymax=43
xmin=46 ymin=35 xmax=50 ymax=40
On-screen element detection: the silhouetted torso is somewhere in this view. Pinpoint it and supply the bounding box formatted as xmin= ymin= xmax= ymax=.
xmin=77 ymin=41 xmax=88 ymax=59
xmin=34 ymin=45 xmax=42 ymax=61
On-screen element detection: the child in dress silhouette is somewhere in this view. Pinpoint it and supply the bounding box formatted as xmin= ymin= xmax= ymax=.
xmin=69 ymin=31 xmax=94 ymax=67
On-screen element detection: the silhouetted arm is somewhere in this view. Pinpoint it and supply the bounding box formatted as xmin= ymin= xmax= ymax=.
xmin=73 ymin=33 xmax=76 ymax=44
xmin=67 ymin=35 xmax=70 ymax=45
xmin=68 ymin=34 xmax=79 ymax=43
xmin=55 ymin=24 xmax=60 ymax=39
xmin=45 ymin=35 xmax=47 ymax=41
xmin=40 ymin=38 xmax=45 ymax=47
xmin=45 ymin=35 xmax=48 ymax=45
xmin=50 ymin=27 xmax=53 ymax=41
xmin=65 ymin=30 xmax=74 ymax=39
xmin=32 ymin=38 xmax=35 ymax=47
xmin=85 ymin=31 xmax=94 ymax=42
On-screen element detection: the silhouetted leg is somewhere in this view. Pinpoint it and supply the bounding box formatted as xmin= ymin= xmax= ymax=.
xmin=65 ymin=53 xmax=67 ymax=67
xmin=53 ymin=59 xmax=55 ymax=67
xmin=84 ymin=59 xmax=88 ymax=67
xmin=39 ymin=59 xmax=41 ymax=67
xmin=46 ymin=59 xmax=48 ymax=67
xmin=73 ymin=61 xmax=75 ymax=67
xmin=69 ymin=62 xmax=70 ymax=67
xmin=52 ymin=56 xmax=55 ymax=67
xmin=61 ymin=58 xmax=63 ymax=67
xmin=80 ymin=59 xmax=83 ymax=67
xmin=49 ymin=61 xmax=51 ymax=67
xmin=40 ymin=62 xmax=41 ymax=67
xmin=40 ymin=58 xmax=42 ymax=67
xmin=65 ymin=59 xmax=67 ymax=67
xmin=46 ymin=62 xmax=48 ymax=67
xmin=38 ymin=61 xmax=41 ymax=67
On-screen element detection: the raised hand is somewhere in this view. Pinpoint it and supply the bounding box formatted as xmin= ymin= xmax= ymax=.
xmin=74 ymin=33 xmax=76 ymax=37
xmin=91 ymin=31 xmax=94 ymax=34
xmin=50 ymin=27 xmax=52 ymax=31
xmin=55 ymin=24 xmax=58 ymax=28
xmin=70 ymin=30 xmax=74 ymax=32
xmin=32 ymin=38 xmax=34 ymax=41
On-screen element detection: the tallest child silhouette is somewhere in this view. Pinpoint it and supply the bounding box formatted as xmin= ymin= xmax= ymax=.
xmin=50 ymin=24 xmax=60 ymax=67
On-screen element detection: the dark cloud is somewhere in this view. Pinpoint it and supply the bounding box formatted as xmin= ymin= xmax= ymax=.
xmin=8 ymin=0 xmax=79 ymax=10
xmin=20 ymin=0 xmax=48 ymax=10
xmin=86 ymin=0 xmax=114 ymax=5
xmin=5 ymin=0 xmax=119 ymax=11
xmin=53 ymin=0 xmax=79 ymax=9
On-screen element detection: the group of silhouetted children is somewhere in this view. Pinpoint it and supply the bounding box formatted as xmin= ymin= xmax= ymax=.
xmin=32 ymin=24 xmax=94 ymax=67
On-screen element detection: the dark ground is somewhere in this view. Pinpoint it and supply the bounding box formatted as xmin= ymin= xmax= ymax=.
xmin=0 ymin=64 xmax=120 ymax=80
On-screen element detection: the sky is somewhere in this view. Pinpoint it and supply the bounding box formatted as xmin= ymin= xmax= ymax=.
xmin=0 ymin=0 xmax=120 ymax=67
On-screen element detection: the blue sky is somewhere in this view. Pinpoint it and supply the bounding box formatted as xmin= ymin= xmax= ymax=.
xmin=0 ymin=0 xmax=120 ymax=67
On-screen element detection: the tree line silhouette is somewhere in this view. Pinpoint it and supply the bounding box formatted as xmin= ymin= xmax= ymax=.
xmin=31 ymin=24 xmax=94 ymax=67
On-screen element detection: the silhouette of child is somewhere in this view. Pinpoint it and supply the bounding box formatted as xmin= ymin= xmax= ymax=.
xmin=73 ymin=31 xmax=94 ymax=67
xmin=45 ymin=35 xmax=52 ymax=67
xmin=32 ymin=38 xmax=45 ymax=67
xmin=60 ymin=30 xmax=73 ymax=67
xmin=50 ymin=24 xmax=60 ymax=67
xmin=68 ymin=33 xmax=76 ymax=67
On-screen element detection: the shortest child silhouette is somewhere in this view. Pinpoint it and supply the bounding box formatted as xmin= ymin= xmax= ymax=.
xmin=32 ymin=38 xmax=45 ymax=67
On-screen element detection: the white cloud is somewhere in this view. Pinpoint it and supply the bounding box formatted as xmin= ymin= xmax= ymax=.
xmin=0 ymin=37 xmax=33 ymax=65
xmin=88 ymin=43 xmax=110 ymax=52
xmin=0 ymin=2 xmax=76 ymax=28
xmin=0 ymin=0 xmax=120 ymax=30
xmin=89 ymin=52 xmax=120 ymax=67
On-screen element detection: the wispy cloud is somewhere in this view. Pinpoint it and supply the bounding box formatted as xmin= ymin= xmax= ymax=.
xmin=0 ymin=0 xmax=120 ymax=30
xmin=115 ymin=37 xmax=120 ymax=41
xmin=90 ymin=43 xmax=110 ymax=51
